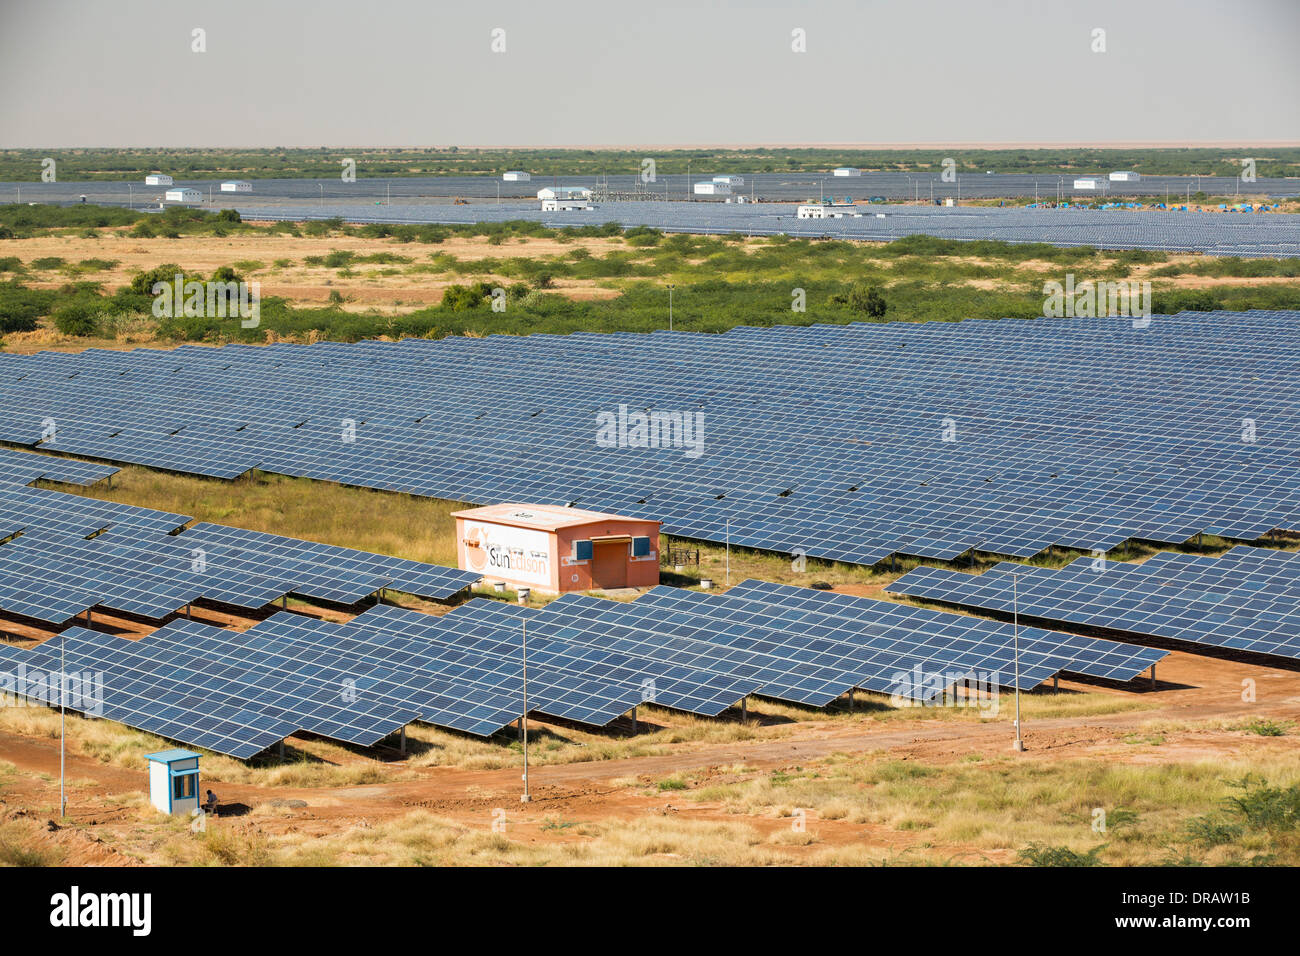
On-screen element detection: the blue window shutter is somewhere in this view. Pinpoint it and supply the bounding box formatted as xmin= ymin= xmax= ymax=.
xmin=632 ymin=536 xmax=650 ymax=557
xmin=575 ymin=540 xmax=593 ymax=561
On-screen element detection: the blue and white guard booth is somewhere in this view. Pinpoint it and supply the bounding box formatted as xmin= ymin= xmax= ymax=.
xmin=145 ymin=749 xmax=202 ymax=816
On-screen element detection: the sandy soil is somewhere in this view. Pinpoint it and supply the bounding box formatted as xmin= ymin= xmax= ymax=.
xmin=5 ymin=230 xmax=628 ymax=314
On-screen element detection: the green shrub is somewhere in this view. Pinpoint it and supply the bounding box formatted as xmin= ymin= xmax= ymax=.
xmin=1017 ymin=842 xmax=1108 ymax=866
xmin=52 ymin=301 xmax=100 ymax=336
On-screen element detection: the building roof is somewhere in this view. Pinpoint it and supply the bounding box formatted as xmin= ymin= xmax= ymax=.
xmin=452 ymin=503 xmax=659 ymax=532
xmin=145 ymin=748 xmax=202 ymax=763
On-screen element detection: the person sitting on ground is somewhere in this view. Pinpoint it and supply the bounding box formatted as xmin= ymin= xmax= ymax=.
xmin=204 ymin=789 xmax=218 ymax=816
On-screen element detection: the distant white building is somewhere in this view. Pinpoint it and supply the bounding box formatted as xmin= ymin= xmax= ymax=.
xmin=1074 ymin=178 xmax=1099 ymax=190
xmin=144 ymin=174 xmax=173 ymax=186
xmin=164 ymin=187 xmax=202 ymax=203
xmin=798 ymin=205 xmax=828 ymax=219
xmin=541 ymin=198 xmax=592 ymax=211
xmin=220 ymin=181 xmax=252 ymax=192
xmin=693 ymin=181 xmax=730 ymax=196
xmin=832 ymin=167 xmax=862 ymax=177
xmin=1109 ymin=171 xmax=1140 ymax=182
xmin=712 ymin=175 xmax=743 ymax=186
xmin=503 ymin=171 xmax=531 ymax=182
xmin=537 ymin=186 xmax=592 ymax=201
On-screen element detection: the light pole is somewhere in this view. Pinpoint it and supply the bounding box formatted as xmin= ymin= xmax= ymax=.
xmin=1011 ymin=572 xmax=1025 ymax=752
xmin=725 ymin=516 xmax=731 ymax=586
xmin=686 ymin=159 xmax=691 ymax=200
xmin=521 ymin=619 xmax=531 ymax=802
xmin=128 ymin=183 xmax=133 ymax=209
xmin=318 ymin=183 xmax=324 ymax=209
xmin=666 ymin=283 xmax=675 ymax=332
xmin=59 ymin=635 xmax=66 ymax=817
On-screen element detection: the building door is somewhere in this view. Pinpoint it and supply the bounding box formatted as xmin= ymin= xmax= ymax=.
xmin=592 ymin=541 xmax=628 ymax=589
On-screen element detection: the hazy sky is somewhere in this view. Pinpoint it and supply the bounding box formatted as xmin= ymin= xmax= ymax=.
xmin=2 ymin=0 xmax=1297 ymax=147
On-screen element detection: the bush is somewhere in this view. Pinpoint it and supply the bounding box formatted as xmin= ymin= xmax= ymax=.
xmin=0 ymin=281 xmax=52 ymax=332
xmin=440 ymin=282 xmax=493 ymax=311
xmin=52 ymin=301 xmax=100 ymax=336
xmin=129 ymin=263 xmax=187 ymax=296
xmin=840 ymin=282 xmax=887 ymax=317
xmin=1017 ymin=842 xmax=1107 ymax=866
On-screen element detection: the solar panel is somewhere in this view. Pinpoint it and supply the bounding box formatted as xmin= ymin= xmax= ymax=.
xmin=2 ymin=310 xmax=1297 ymax=570
xmin=887 ymin=546 xmax=1300 ymax=663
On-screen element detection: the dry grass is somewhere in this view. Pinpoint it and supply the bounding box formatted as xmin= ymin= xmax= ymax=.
xmin=0 ymin=704 xmax=410 ymax=787
xmin=157 ymin=810 xmax=782 ymax=866
xmin=132 ymin=746 xmax=1300 ymax=866
xmin=672 ymin=749 xmax=1300 ymax=866
xmin=59 ymin=466 xmax=469 ymax=568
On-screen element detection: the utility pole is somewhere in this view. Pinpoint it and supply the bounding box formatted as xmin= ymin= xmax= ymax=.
xmin=1012 ymin=572 xmax=1025 ymax=752
xmin=318 ymin=183 xmax=323 ymax=209
xmin=666 ymin=283 xmax=675 ymax=332
xmin=60 ymin=635 xmax=66 ymax=817
xmin=521 ymin=619 xmax=531 ymax=802
xmin=726 ymin=517 xmax=731 ymax=586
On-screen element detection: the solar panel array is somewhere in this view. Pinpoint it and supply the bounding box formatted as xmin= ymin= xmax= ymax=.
xmin=0 ymin=484 xmax=479 ymax=625
xmin=17 ymin=172 xmax=1300 ymax=206
xmin=1 ymin=576 xmax=1164 ymax=758
xmin=888 ymin=546 xmax=1300 ymax=662
xmin=4 ymin=311 xmax=1299 ymax=568
xmin=232 ymin=201 xmax=1300 ymax=257
xmin=0 ymin=447 xmax=117 ymax=487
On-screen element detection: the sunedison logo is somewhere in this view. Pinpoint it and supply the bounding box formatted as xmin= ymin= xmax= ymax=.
xmin=49 ymin=886 xmax=151 ymax=936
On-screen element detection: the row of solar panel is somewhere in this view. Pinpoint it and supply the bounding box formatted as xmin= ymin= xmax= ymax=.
xmin=0 ymin=482 xmax=480 ymax=623
xmin=0 ymin=578 xmax=1165 ymax=758
xmin=1 ymin=311 xmax=1296 ymax=568
xmin=887 ymin=546 xmax=1300 ymax=662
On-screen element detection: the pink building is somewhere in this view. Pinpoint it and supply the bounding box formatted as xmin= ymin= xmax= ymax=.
xmin=452 ymin=503 xmax=661 ymax=594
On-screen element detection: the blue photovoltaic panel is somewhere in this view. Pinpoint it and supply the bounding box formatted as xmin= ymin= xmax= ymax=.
xmin=348 ymin=601 xmax=643 ymax=728
xmin=0 ymin=447 xmax=118 ymax=487
xmin=888 ymin=548 xmax=1300 ymax=662
xmin=175 ymin=523 xmax=480 ymax=602
xmin=726 ymin=579 xmax=1164 ymax=684
xmin=0 ymin=311 xmax=1297 ymax=569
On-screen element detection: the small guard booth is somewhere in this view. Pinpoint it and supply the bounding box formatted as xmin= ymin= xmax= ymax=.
xmin=146 ymin=749 xmax=201 ymax=816
xmin=454 ymin=503 xmax=661 ymax=594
